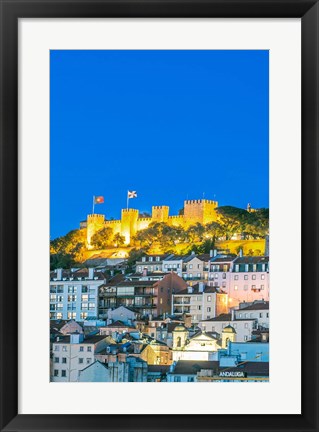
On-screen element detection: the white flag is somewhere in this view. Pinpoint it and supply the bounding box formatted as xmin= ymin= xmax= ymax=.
xmin=128 ymin=191 xmax=137 ymax=199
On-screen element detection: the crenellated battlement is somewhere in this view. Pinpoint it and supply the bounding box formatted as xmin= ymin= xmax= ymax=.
xmin=122 ymin=208 xmax=139 ymax=213
xmin=85 ymin=197 xmax=219 ymax=248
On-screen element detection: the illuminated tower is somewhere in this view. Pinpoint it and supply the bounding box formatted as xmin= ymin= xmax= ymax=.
xmin=86 ymin=214 xmax=105 ymax=248
xmin=152 ymin=206 xmax=169 ymax=223
xmin=183 ymin=199 xmax=218 ymax=226
xmin=121 ymin=209 xmax=139 ymax=245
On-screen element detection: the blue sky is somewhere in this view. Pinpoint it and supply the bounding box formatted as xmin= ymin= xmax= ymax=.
xmin=50 ymin=50 xmax=269 ymax=239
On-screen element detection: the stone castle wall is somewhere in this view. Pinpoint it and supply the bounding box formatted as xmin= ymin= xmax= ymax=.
xmin=86 ymin=199 xmax=218 ymax=247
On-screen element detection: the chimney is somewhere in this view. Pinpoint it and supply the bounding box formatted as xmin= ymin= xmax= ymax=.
xmin=213 ymin=249 xmax=218 ymax=257
xmin=231 ymin=309 xmax=235 ymax=321
xmin=239 ymin=249 xmax=243 ymax=257
xmin=57 ymin=268 xmax=63 ymax=280
xmin=88 ymin=268 xmax=94 ymax=279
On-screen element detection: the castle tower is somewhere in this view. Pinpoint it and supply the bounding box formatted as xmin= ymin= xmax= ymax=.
xmin=172 ymin=325 xmax=188 ymax=350
xmin=87 ymin=214 xmax=105 ymax=248
xmin=183 ymin=199 xmax=218 ymax=227
xmin=221 ymin=325 xmax=236 ymax=348
xmin=151 ymin=206 xmax=169 ymax=223
xmin=121 ymin=209 xmax=139 ymax=245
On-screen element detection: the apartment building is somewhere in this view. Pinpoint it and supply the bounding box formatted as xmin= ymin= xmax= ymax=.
xmin=51 ymin=333 xmax=108 ymax=382
xmin=49 ymin=268 xmax=106 ymax=321
xmin=172 ymin=282 xmax=228 ymax=323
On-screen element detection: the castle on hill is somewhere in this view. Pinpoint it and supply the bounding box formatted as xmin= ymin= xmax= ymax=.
xmin=81 ymin=198 xmax=219 ymax=248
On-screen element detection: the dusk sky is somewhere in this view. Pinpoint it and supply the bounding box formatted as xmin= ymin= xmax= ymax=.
xmin=50 ymin=50 xmax=269 ymax=239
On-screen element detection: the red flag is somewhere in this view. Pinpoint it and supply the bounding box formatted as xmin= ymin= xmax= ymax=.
xmin=94 ymin=196 xmax=104 ymax=204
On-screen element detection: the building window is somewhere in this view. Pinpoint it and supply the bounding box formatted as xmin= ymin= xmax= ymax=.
xmin=244 ymin=336 xmax=248 ymax=341
xmin=54 ymin=370 xmax=59 ymax=377
xmin=82 ymin=285 xmax=88 ymax=293
xmin=81 ymin=303 xmax=88 ymax=310
xmin=54 ymin=357 xmax=59 ymax=363
xmin=62 ymin=346 xmax=67 ymax=352
xmin=174 ymin=376 xmax=181 ymax=382
xmin=68 ymin=286 xmax=77 ymax=294
xmin=266 ymin=313 xmax=269 ymax=318
xmin=80 ymin=312 xmax=88 ymax=320
xmin=67 ymin=312 xmax=76 ymax=319
xmin=80 ymin=346 xmax=84 ymax=352
xmin=234 ymin=275 xmax=239 ymax=280
xmin=68 ymin=294 xmax=77 ymax=302
xmin=261 ymin=274 xmax=265 ymax=280
xmin=208 ymin=295 xmax=212 ymax=302
xmin=244 ymin=285 xmax=248 ymax=291
xmin=87 ymin=346 xmax=92 ymax=352
xmin=259 ymin=313 xmax=263 ymax=318
xmin=81 ymin=294 xmax=88 ymax=301
xmin=261 ymin=285 xmax=264 ymax=290
xmin=86 ymin=358 xmax=92 ymax=364
xmin=160 ymin=298 xmax=163 ymax=304
xmin=54 ymin=345 xmax=59 ymax=351
xmin=61 ymin=370 xmax=66 ymax=377
xmin=62 ymin=357 xmax=67 ymax=364
xmin=207 ymin=307 xmax=211 ymax=312
xmin=79 ymin=358 xmax=84 ymax=364
xmin=252 ymin=275 xmax=256 ymax=280
xmin=244 ymin=275 xmax=248 ymax=280
xmin=187 ymin=377 xmax=194 ymax=382
xmin=88 ymin=303 xmax=95 ymax=311
xmin=234 ymin=285 xmax=238 ymax=291
xmin=189 ymin=264 xmax=193 ymax=269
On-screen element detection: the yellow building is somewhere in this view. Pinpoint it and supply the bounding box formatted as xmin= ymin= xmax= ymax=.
xmin=84 ymin=198 xmax=218 ymax=247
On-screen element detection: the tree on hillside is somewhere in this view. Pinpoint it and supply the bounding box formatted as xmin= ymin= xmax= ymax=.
xmin=186 ymin=223 xmax=205 ymax=243
xmin=113 ymin=232 xmax=125 ymax=248
xmin=91 ymin=226 xmax=113 ymax=249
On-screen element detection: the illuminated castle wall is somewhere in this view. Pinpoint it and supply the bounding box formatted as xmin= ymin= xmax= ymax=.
xmin=86 ymin=199 xmax=218 ymax=247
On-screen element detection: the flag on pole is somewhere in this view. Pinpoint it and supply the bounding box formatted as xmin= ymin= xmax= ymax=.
xmin=128 ymin=191 xmax=137 ymax=199
xmin=94 ymin=196 xmax=104 ymax=204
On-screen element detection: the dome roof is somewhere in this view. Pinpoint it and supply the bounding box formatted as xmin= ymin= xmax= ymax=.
xmin=222 ymin=325 xmax=236 ymax=334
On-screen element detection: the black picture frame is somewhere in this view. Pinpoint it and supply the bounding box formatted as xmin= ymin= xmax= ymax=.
xmin=0 ymin=1 xmax=318 ymax=431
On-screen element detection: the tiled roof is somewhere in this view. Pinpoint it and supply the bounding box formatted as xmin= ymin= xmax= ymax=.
xmin=238 ymin=301 xmax=269 ymax=311
xmin=233 ymin=256 xmax=269 ymax=264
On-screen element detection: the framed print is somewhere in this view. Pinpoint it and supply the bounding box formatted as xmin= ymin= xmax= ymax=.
xmin=0 ymin=0 xmax=318 ymax=431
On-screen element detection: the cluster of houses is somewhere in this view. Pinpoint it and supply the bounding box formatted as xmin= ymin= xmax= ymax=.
xmin=50 ymin=250 xmax=269 ymax=382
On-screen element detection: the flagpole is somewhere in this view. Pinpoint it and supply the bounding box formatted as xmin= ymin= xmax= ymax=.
xmin=127 ymin=191 xmax=129 ymax=210
xmin=92 ymin=196 xmax=95 ymax=214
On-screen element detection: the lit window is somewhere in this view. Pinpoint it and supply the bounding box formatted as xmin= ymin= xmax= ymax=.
xmin=207 ymin=296 xmax=211 ymax=302
xmin=62 ymin=346 xmax=67 ymax=352
xmin=189 ymin=264 xmax=193 ymax=269
xmin=234 ymin=285 xmax=238 ymax=291
xmin=261 ymin=274 xmax=265 ymax=280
